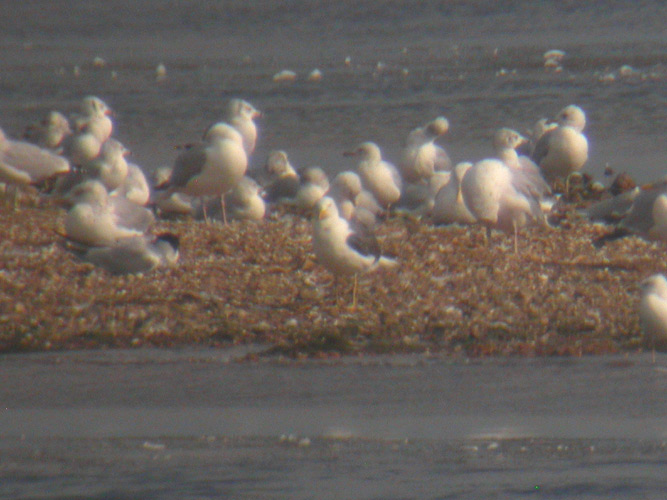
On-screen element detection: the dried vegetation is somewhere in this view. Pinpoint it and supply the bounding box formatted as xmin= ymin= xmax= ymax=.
xmin=0 ymin=196 xmax=663 ymax=358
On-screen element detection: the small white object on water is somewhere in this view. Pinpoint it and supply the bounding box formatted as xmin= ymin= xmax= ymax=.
xmin=142 ymin=441 xmax=166 ymax=451
xmin=307 ymin=69 xmax=323 ymax=82
xmin=92 ymin=56 xmax=106 ymax=68
xmin=543 ymin=49 xmax=565 ymax=61
xmin=344 ymin=56 xmax=352 ymax=67
xmin=110 ymin=70 xmax=118 ymax=80
xmin=273 ymin=69 xmax=297 ymax=83
xmin=73 ymin=65 xmax=81 ymax=77
xmin=618 ymin=64 xmax=638 ymax=77
xmin=156 ymin=63 xmax=167 ymax=81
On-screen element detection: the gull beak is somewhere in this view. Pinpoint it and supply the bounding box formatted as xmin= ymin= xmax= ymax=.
xmin=343 ymin=150 xmax=357 ymax=157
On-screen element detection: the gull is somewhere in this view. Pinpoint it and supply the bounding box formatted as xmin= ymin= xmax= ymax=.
xmin=432 ymin=162 xmax=477 ymax=225
xmin=531 ymin=104 xmax=589 ymax=183
xmin=461 ymin=128 xmax=550 ymax=252
xmin=0 ymin=127 xmax=70 ymax=189
xmin=22 ymin=110 xmax=72 ymax=150
xmin=113 ymin=162 xmax=151 ymax=206
xmin=397 ymin=171 xmax=452 ymax=216
xmin=63 ymin=180 xmax=154 ymax=247
xmin=399 ymin=116 xmax=451 ymax=183
xmin=526 ymin=118 xmax=557 ymax=156
xmin=62 ymin=96 xmax=115 ymax=165
xmin=593 ymin=181 xmax=667 ymax=246
xmin=639 ymin=274 xmax=667 ymax=354
xmin=197 ymin=176 xmax=266 ymax=222
xmin=70 ymin=95 xmax=114 ymax=141
xmin=295 ymin=166 xmax=329 ymax=211
xmin=209 ymin=98 xmax=261 ymax=155
xmin=345 ymin=141 xmax=402 ymax=211
xmin=82 ymin=138 xmax=129 ymax=192
xmin=262 ymin=150 xmax=300 ymax=204
xmin=150 ymin=166 xmax=195 ymax=217
xmin=329 ymin=170 xmax=384 ymax=223
xmin=165 ymin=122 xmax=248 ymax=223
xmin=312 ymin=196 xmax=397 ymax=308
xmin=70 ymin=233 xmax=180 ymax=275
xmin=582 ymin=187 xmax=640 ymax=224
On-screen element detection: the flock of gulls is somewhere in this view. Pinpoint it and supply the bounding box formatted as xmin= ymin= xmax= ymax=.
xmin=1 ymin=94 xmax=666 ymax=350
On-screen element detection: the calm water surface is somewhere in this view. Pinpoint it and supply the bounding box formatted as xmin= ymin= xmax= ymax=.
xmin=1 ymin=349 xmax=666 ymax=499
xmin=1 ymin=2 xmax=666 ymax=498
xmin=0 ymin=1 xmax=665 ymax=181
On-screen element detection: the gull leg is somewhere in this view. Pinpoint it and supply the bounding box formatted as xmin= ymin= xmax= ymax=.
xmin=513 ymin=221 xmax=519 ymax=254
xmin=201 ymin=198 xmax=209 ymax=224
xmin=351 ymin=273 xmax=358 ymax=310
xmin=220 ymin=195 xmax=228 ymax=226
xmin=485 ymin=225 xmax=493 ymax=247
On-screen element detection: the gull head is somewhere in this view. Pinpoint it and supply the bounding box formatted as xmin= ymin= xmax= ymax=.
xmin=493 ymin=128 xmax=527 ymax=152
xmin=265 ymin=150 xmax=294 ymax=176
xmin=425 ymin=116 xmax=450 ymax=137
xmin=344 ymin=142 xmax=382 ymax=162
xmin=316 ymin=196 xmax=339 ymax=220
xmin=227 ymin=98 xmax=262 ymax=121
xmin=554 ymin=104 xmax=586 ymax=132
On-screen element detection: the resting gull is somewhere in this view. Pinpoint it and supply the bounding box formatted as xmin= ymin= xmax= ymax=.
xmin=432 ymin=162 xmax=477 ymax=225
xmin=262 ymin=150 xmax=300 ymax=204
xmin=197 ymin=176 xmax=265 ymax=222
xmin=71 ymin=233 xmax=180 ymax=275
xmin=63 ymin=180 xmax=154 ymax=247
xmin=22 ymin=110 xmax=72 ymax=150
xmin=0 ymin=127 xmax=70 ymax=188
xmin=209 ymin=98 xmax=261 ymax=155
xmin=593 ymin=181 xmax=667 ymax=246
xmin=345 ymin=142 xmax=402 ymax=211
xmin=399 ymin=116 xmax=451 ymax=183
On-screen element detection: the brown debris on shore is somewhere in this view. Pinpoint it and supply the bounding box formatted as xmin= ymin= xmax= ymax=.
xmin=0 ymin=197 xmax=663 ymax=358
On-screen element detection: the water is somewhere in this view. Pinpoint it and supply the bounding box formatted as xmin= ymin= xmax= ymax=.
xmin=1 ymin=349 xmax=666 ymax=499
xmin=0 ymin=1 xmax=665 ymax=182
xmin=1 ymin=2 xmax=666 ymax=498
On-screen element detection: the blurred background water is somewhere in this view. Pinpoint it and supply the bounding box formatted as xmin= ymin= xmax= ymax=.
xmin=0 ymin=1 xmax=664 ymax=182
xmin=1 ymin=2 xmax=666 ymax=498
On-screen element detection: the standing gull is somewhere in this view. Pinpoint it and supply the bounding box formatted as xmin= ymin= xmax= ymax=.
xmin=312 ymin=196 xmax=397 ymax=308
xmin=461 ymin=128 xmax=550 ymax=252
xmin=345 ymin=142 xmax=402 ymax=211
xmin=531 ymin=104 xmax=588 ymax=183
xmin=165 ymin=122 xmax=248 ymax=223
